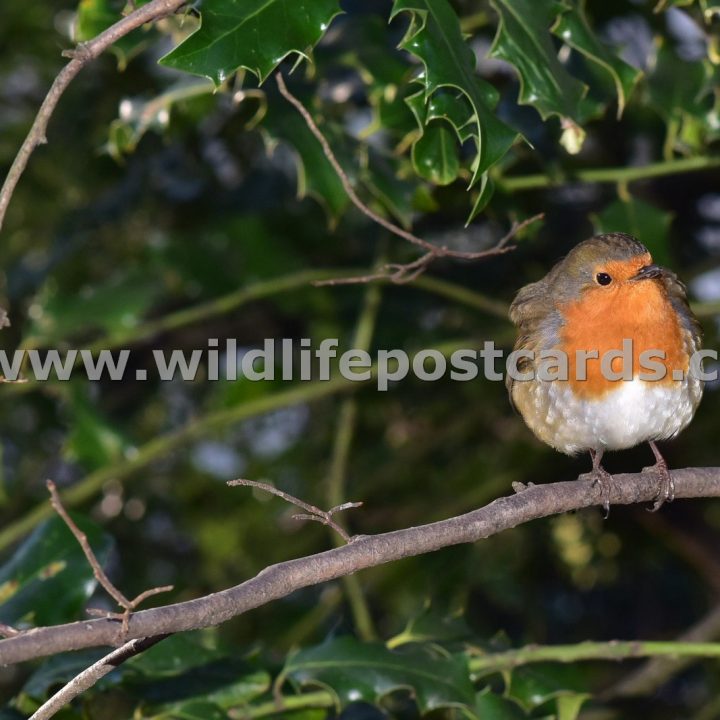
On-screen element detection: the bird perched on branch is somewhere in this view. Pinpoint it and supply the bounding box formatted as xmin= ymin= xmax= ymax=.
xmin=507 ymin=232 xmax=703 ymax=512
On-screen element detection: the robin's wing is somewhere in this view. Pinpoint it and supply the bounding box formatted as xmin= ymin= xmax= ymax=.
xmin=506 ymin=278 xmax=552 ymax=411
xmin=661 ymin=270 xmax=703 ymax=353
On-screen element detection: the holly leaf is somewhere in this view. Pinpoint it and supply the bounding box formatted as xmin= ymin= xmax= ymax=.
xmin=389 ymin=605 xmax=473 ymax=648
xmin=23 ymin=273 xmax=162 ymax=348
xmin=160 ymin=0 xmax=342 ymax=84
xmin=505 ymin=665 xmax=587 ymax=713
xmin=261 ymin=93 xmax=350 ymax=223
xmin=489 ymin=0 xmax=604 ymax=154
xmin=475 ymin=689 xmax=528 ymax=719
xmin=391 ymin=0 xmax=519 ymax=219
xmin=360 ymin=150 xmax=418 ymax=230
xmin=556 ymin=692 xmax=592 ymax=720
xmin=21 ymin=650 xmax=108 ymax=700
xmin=411 ymin=122 xmax=460 ymax=185
xmin=0 ymin=515 xmax=112 ymax=626
xmin=648 ymin=43 xmax=716 ymax=154
xmin=552 ymin=0 xmax=641 ymax=117
xmin=281 ymin=636 xmax=475 ymax=713
xmin=63 ymin=384 xmax=133 ymax=470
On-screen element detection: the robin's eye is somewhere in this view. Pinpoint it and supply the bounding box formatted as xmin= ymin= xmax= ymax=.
xmin=596 ymin=272 xmax=613 ymax=286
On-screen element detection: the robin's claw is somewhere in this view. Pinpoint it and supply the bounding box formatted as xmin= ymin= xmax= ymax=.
xmin=580 ymin=467 xmax=613 ymax=518
xmin=642 ymin=462 xmax=674 ymax=512
xmin=644 ymin=441 xmax=674 ymax=512
xmin=581 ymin=449 xmax=613 ymax=517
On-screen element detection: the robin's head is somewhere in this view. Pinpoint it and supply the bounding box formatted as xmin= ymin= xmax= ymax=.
xmin=547 ymin=233 xmax=664 ymax=303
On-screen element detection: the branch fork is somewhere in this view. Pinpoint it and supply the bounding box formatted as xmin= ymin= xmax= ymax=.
xmin=46 ymin=480 xmax=173 ymax=639
xmin=274 ymin=72 xmax=544 ymax=285
xmin=228 ymin=478 xmax=362 ymax=543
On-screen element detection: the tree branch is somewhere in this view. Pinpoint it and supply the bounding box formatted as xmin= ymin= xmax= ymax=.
xmin=27 ymin=634 xmax=169 ymax=720
xmin=2 ymin=468 xmax=720 ymax=666
xmin=47 ymin=480 xmax=172 ymax=636
xmin=0 ymin=0 xmax=186 ymax=232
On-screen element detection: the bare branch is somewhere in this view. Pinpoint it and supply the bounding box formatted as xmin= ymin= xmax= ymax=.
xmin=47 ymin=480 xmax=173 ymax=637
xmin=47 ymin=480 xmax=130 ymax=608
xmin=0 ymin=0 xmax=187 ymax=232
xmin=28 ymin=634 xmax=169 ymax=720
xmin=274 ymin=72 xmax=543 ymax=283
xmin=313 ymin=214 xmax=545 ymax=286
xmin=275 ymin=72 xmax=435 ymax=256
xmin=227 ymin=478 xmax=362 ymax=543
xmin=3 ymin=468 xmax=720 ymax=665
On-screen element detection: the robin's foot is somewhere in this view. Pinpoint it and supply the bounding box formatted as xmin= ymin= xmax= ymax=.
xmin=643 ymin=441 xmax=674 ymax=512
xmin=581 ymin=449 xmax=612 ymax=517
xmin=580 ymin=466 xmax=613 ymax=517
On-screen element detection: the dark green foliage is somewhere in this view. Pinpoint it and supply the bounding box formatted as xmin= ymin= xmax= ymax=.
xmin=1 ymin=1 xmax=720 ymax=718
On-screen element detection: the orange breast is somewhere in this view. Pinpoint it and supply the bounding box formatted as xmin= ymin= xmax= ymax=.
xmin=558 ymin=280 xmax=689 ymax=399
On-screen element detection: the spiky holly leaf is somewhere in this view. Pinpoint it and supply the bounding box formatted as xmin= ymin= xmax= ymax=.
xmin=506 ymin=664 xmax=589 ymax=717
xmin=391 ymin=0 xmax=519 ymax=219
xmin=281 ymin=636 xmax=475 ymax=713
xmin=412 ymin=123 xmax=460 ymax=185
xmin=489 ymin=0 xmax=604 ymax=153
xmin=552 ymin=0 xmax=641 ymax=117
xmin=261 ymin=93 xmax=350 ymax=223
xmin=160 ymin=0 xmax=342 ymax=84
xmin=0 ymin=516 xmax=112 ymax=626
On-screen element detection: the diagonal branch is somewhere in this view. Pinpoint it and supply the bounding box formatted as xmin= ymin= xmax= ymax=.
xmin=47 ymin=480 xmax=173 ymax=636
xmin=0 ymin=0 xmax=187 ymax=232
xmin=28 ymin=634 xmax=170 ymax=720
xmin=274 ymin=72 xmax=543 ymax=283
xmin=2 ymin=467 xmax=720 ymax=665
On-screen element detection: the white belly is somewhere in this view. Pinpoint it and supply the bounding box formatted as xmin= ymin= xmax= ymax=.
xmin=532 ymin=377 xmax=703 ymax=455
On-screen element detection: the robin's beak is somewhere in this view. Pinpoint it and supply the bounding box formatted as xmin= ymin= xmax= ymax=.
xmin=632 ymin=264 xmax=664 ymax=281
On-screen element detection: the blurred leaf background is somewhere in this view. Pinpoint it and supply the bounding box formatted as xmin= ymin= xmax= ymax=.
xmin=2 ymin=0 xmax=720 ymax=718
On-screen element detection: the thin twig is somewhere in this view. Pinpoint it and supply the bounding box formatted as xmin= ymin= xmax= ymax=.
xmin=275 ymin=73 xmax=435 ymax=256
xmin=4 ymin=468 xmax=720 ymax=665
xmin=28 ymin=634 xmax=169 ymax=720
xmin=312 ymin=214 xmax=545 ymax=286
xmin=227 ymin=478 xmax=362 ymax=543
xmin=46 ymin=480 xmax=173 ymax=637
xmin=0 ymin=0 xmax=187 ymax=232
xmin=47 ymin=480 xmax=130 ymax=608
xmin=275 ymin=71 xmax=543 ymax=283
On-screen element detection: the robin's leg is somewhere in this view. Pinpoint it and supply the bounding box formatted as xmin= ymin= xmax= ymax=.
xmin=643 ymin=440 xmax=674 ymax=512
xmin=580 ymin=449 xmax=612 ymax=517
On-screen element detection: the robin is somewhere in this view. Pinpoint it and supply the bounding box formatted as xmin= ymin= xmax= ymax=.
xmin=507 ymin=232 xmax=703 ymax=512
